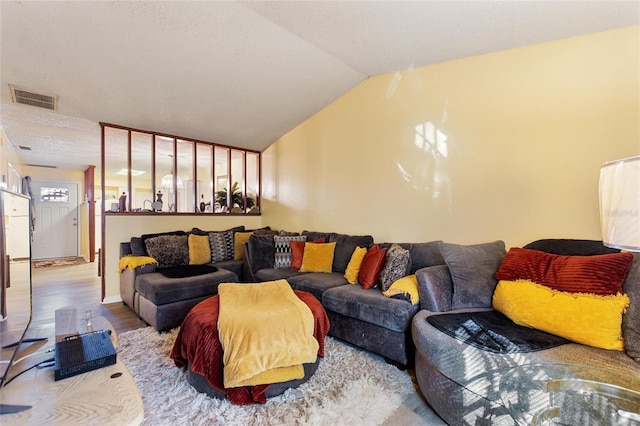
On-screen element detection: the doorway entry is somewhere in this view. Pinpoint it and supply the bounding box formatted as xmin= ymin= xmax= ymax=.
xmin=30 ymin=180 xmax=79 ymax=260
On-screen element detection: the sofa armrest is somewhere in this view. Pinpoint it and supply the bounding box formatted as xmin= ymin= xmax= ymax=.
xmin=416 ymin=265 xmax=453 ymax=312
xmin=119 ymin=263 xmax=156 ymax=308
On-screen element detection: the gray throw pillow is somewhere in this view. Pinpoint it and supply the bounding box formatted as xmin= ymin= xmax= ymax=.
xmin=273 ymin=235 xmax=306 ymax=269
xmin=379 ymin=244 xmax=411 ymax=291
xmin=130 ymin=237 xmax=146 ymax=256
xmin=209 ymin=231 xmax=233 ymax=262
xmin=623 ymin=253 xmax=640 ymax=363
xmin=330 ymin=234 xmax=374 ymax=273
xmin=439 ymin=240 xmax=506 ymax=309
xmin=144 ymin=234 xmax=189 ymax=269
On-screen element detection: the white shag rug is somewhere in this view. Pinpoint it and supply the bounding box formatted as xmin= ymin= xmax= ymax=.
xmin=118 ymin=327 xmax=414 ymax=426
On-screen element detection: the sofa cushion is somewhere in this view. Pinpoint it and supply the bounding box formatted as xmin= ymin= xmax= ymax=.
xmin=302 ymin=230 xmax=337 ymax=243
xmin=287 ymin=272 xmax=347 ymax=301
xmin=159 ymin=264 xmax=218 ymax=278
xmin=273 ymin=235 xmax=305 ymax=269
xmin=145 ymin=234 xmax=190 ymax=269
xmin=439 ymin=240 xmax=506 ymax=310
xmin=383 ymin=274 xmax=420 ymax=305
xmin=135 ymin=268 xmax=237 ymax=305
xmin=495 ymin=247 xmax=633 ymax=296
xmin=382 ymin=241 xmax=444 ymax=273
xmin=234 ymin=231 xmax=254 ymax=260
xmin=379 ymin=244 xmax=411 ymax=291
xmin=255 ymin=268 xmax=303 ymax=282
xmin=188 ymin=234 xmax=212 ymax=265
xmin=523 ymin=238 xmax=620 ymax=256
xmin=211 ymin=259 xmax=244 ymax=281
xmin=209 ymin=231 xmax=233 ymax=262
xmin=623 ymin=253 xmax=640 ymax=363
xmin=247 ymin=234 xmax=276 ymax=273
xmin=141 ymin=230 xmax=187 ymax=242
xmin=290 ymin=241 xmax=305 ymax=271
xmin=359 ymin=245 xmax=387 ymax=289
xmin=130 ymin=237 xmax=146 ymax=256
xmin=323 ymin=285 xmax=419 ymax=333
xmin=140 ymin=230 xmax=188 ymax=256
xmin=290 ymin=238 xmax=325 ymax=271
xmin=344 ymin=246 xmax=368 ymax=284
xmin=493 ymin=279 xmax=629 ymax=351
xmin=300 ymin=242 xmax=336 ymax=273
xmin=329 ymin=234 xmax=374 ymax=273
xmin=191 ymin=226 xmax=245 ymax=235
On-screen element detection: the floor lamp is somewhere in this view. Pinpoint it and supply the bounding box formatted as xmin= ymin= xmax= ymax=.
xmin=600 ymin=155 xmax=640 ymax=252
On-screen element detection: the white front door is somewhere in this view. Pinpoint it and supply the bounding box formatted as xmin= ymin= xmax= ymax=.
xmin=31 ymin=180 xmax=79 ymax=260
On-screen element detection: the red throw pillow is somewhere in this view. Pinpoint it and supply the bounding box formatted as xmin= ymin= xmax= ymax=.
xmin=495 ymin=247 xmax=633 ymax=295
xmin=358 ymin=244 xmax=388 ymax=289
xmin=290 ymin=238 xmax=325 ymax=271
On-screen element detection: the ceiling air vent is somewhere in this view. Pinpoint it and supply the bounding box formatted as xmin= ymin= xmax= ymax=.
xmin=9 ymin=85 xmax=58 ymax=111
xmin=26 ymin=164 xmax=58 ymax=169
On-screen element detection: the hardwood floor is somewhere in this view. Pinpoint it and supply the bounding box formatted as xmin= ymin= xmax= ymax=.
xmin=29 ymin=261 xmax=446 ymax=425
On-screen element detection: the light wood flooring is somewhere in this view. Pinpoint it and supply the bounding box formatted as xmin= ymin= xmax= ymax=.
xmin=28 ymin=260 xmax=446 ymax=425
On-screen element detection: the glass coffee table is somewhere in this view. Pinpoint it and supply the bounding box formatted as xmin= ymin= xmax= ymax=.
xmin=0 ymin=309 xmax=143 ymax=425
xmin=500 ymin=363 xmax=640 ymax=425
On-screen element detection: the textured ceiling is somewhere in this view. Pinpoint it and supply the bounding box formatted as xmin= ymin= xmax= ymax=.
xmin=1 ymin=1 xmax=638 ymax=171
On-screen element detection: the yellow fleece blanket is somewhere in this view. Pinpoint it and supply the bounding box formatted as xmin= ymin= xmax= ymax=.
xmin=218 ymin=280 xmax=319 ymax=388
xmin=118 ymin=255 xmax=157 ymax=273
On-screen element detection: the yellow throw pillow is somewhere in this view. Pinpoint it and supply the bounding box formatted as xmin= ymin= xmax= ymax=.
xmin=189 ymin=234 xmax=211 ymax=265
xmin=382 ymin=274 xmax=420 ymax=305
xmin=234 ymin=231 xmax=253 ymax=260
xmin=492 ymin=280 xmax=630 ymax=351
xmin=344 ymin=246 xmax=368 ymax=284
xmin=300 ymin=242 xmax=337 ymax=273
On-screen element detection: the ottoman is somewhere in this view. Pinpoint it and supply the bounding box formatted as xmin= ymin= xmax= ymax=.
xmin=171 ymin=290 xmax=330 ymax=405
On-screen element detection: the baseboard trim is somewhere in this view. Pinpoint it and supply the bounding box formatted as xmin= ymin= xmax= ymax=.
xmin=102 ymin=295 xmax=122 ymax=304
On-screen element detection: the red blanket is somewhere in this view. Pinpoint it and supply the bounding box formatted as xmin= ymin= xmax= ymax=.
xmin=170 ymin=290 xmax=330 ymax=405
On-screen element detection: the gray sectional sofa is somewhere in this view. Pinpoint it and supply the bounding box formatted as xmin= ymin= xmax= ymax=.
xmin=120 ymin=226 xmax=445 ymax=367
xmin=120 ymin=227 xmax=443 ymax=366
xmin=411 ymin=239 xmax=640 ymax=425
xmin=119 ymin=228 xmax=245 ymax=331
xmin=244 ymin=230 xmax=445 ymax=366
xmin=119 ymin=227 xmax=640 ymax=424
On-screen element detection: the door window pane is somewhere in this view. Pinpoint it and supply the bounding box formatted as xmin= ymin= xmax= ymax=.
xmin=40 ymin=187 xmax=69 ymax=203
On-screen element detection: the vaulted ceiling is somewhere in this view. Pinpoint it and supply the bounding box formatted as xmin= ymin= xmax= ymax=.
xmin=1 ymin=1 xmax=638 ymax=170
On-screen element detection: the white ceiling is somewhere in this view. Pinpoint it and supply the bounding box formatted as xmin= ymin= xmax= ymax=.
xmin=1 ymin=1 xmax=638 ymax=171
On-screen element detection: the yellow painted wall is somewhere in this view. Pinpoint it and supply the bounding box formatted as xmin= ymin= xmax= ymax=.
xmin=262 ymin=27 xmax=640 ymax=249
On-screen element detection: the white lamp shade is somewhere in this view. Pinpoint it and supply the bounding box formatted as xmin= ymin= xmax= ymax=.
xmin=599 ymin=155 xmax=640 ymax=251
